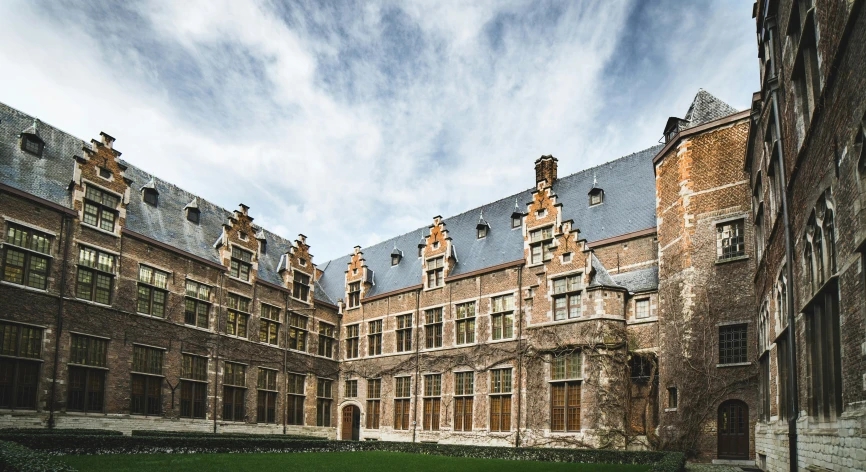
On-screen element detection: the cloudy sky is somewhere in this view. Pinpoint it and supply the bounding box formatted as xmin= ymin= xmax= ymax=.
xmin=0 ymin=0 xmax=758 ymax=261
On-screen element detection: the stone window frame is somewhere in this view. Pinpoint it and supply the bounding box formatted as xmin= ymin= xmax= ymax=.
xmin=552 ymin=274 xmax=582 ymax=321
xmin=667 ymin=386 xmax=678 ymax=411
xmin=366 ymin=378 xmax=381 ymax=429
xmin=718 ymin=323 xmax=748 ymax=366
xmin=75 ymin=245 xmax=117 ymax=306
xmin=256 ymin=367 xmax=278 ymax=424
xmin=426 ymin=256 xmax=444 ymax=289
xmin=393 ymin=376 xmax=412 ymax=430
xmin=0 ymin=321 xmax=43 ymax=410
xmin=287 ymin=312 xmax=308 ymax=352
xmin=344 ymin=378 xmax=358 ymax=398
xmin=422 ymin=373 xmax=442 ymax=431
xmin=367 ymin=319 xmax=383 ymax=356
xmin=2 ymin=222 xmax=53 ymax=291
xmin=395 ymin=313 xmax=413 ymax=353
xmin=802 ymin=190 xmax=836 ymax=295
xmin=317 ymin=321 xmax=335 ymax=359
xmin=453 ymin=371 xmax=474 ymax=432
xmin=345 ymin=324 xmax=360 ymax=359
xmin=786 ymin=0 xmax=821 ymax=144
xmin=490 ymin=294 xmax=515 ymax=341
xmin=222 ymin=361 xmax=247 ymax=422
xmin=180 ymin=353 xmax=208 ymax=419
xmin=226 ymin=293 xmax=251 ymax=339
xmin=489 ymin=368 xmax=512 ymax=432
xmin=715 ymin=218 xmax=746 ymax=262
xmin=424 ymin=307 xmax=443 ymax=349
xmin=528 ymin=225 xmax=554 ymax=265
xmin=455 ymin=301 xmax=476 ymax=346
xmin=67 ymin=333 xmax=108 ymax=414
xmin=229 ymin=246 xmax=253 ymax=282
xmin=292 ymin=270 xmax=311 ymax=303
xmin=258 ymin=303 xmax=281 ymax=345
xmin=347 ymin=281 xmax=361 ymax=308
xmin=130 ymin=344 xmax=165 ymax=416
xmin=635 ymin=297 xmax=652 ymax=320
xmin=136 ymin=264 xmax=169 ymax=318
xmin=81 ymin=184 xmax=120 ymax=233
xmin=286 ymin=372 xmax=305 ymax=426
xmin=184 ymin=279 xmax=211 ymax=330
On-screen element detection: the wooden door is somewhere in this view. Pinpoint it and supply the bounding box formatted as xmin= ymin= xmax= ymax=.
xmin=341 ymin=405 xmax=359 ymax=440
xmin=718 ymin=400 xmax=749 ymax=459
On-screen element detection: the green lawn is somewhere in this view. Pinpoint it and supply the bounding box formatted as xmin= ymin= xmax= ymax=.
xmin=62 ymin=451 xmax=653 ymax=472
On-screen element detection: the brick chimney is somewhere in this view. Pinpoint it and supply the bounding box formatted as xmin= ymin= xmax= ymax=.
xmin=535 ymin=155 xmax=558 ymax=185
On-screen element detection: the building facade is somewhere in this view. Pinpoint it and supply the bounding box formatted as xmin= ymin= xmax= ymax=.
xmin=748 ymin=0 xmax=866 ymax=471
xmin=1 ymin=85 xmax=763 ymax=462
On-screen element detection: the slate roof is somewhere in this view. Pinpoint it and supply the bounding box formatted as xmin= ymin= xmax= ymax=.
xmin=0 ymin=102 xmax=308 ymax=296
xmin=682 ymin=89 xmax=739 ymax=130
xmin=611 ymin=266 xmax=659 ymax=294
xmin=588 ymin=253 xmax=619 ymax=289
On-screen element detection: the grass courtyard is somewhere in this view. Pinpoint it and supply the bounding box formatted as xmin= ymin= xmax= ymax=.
xmin=62 ymin=451 xmax=655 ymax=472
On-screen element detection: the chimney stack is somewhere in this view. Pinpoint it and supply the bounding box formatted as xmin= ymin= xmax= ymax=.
xmin=535 ymin=155 xmax=558 ymax=185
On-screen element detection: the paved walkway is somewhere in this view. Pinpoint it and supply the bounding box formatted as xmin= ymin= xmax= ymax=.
xmin=685 ymin=463 xmax=757 ymax=472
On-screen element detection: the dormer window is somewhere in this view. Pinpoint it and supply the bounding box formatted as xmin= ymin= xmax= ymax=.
xmin=348 ymin=282 xmax=361 ymax=308
xmin=512 ymin=216 xmax=521 ymax=228
xmin=391 ymin=248 xmax=402 ymax=266
xmin=477 ymin=226 xmax=488 ymax=239
xmin=83 ymin=186 xmax=120 ymax=232
xmin=99 ymin=167 xmax=112 ymax=180
xmin=589 ymin=189 xmax=604 ymax=206
xmin=186 ymin=208 xmax=200 ymax=224
xmin=230 ymin=246 xmax=253 ymax=281
xmin=21 ymin=135 xmax=43 ymax=156
xmin=143 ymin=188 xmax=158 ymax=206
xmin=427 ymin=257 xmax=444 ymax=289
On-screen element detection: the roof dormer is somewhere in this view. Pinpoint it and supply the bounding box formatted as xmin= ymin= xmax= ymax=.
xmin=20 ymin=119 xmax=45 ymax=157
xmin=141 ymin=177 xmax=159 ymax=206
xmin=589 ymin=175 xmax=604 ymax=206
xmin=391 ymin=246 xmax=403 ymax=266
xmin=476 ymin=211 xmax=489 ymax=239
xmin=511 ymin=200 xmax=524 ymax=228
xmin=184 ymin=198 xmax=201 ymax=224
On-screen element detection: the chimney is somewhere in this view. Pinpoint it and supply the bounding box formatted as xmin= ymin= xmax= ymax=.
xmin=100 ymin=132 xmax=115 ymax=149
xmin=535 ymin=155 xmax=558 ymax=185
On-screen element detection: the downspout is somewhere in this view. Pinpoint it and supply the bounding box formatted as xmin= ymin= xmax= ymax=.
xmin=47 ymin=213 xmax=73 ymax=429
xmin=282 ymin=290 xmax=289 ymax=435
xmin=412 ymin=288 xmax=421 ymax=443
xmin=772 ymin=93 xmax=799 ymax=472
xmin=214 ymin=271 xmax=226 ymax=433
xmin=514 ymin=264 xmax=524 ymax=448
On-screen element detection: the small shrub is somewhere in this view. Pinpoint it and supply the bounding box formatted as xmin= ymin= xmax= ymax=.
xmin=0 ymin=441 xmax=76 ymax=472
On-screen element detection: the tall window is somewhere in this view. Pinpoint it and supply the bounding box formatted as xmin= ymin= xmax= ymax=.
xmin=635 ymin=298 xmax=651 ymax=319
xmin=293 ymin=271 xmax=310 ymax=302
xmin=346 ymin=324 xmax=359 ymax=359
xmin=76 ymin=246 xmax=116 ymax=305
xmin=259 ymin=304 xmax=280 ymax=345
xmin=396 ymin=314 xmax=412 ymax=352
xmin=230 ymin=247 xmax=253 ymax=281
xmin=82 ymin=186 xmax=119 ymax=232
xmin=288 ymin=313 xmax=308 ymax=351
xmin=716 ymin=220 xmax=745 ymax=261
xmin=226 ymin=293 xmax=250 ymax=338
xmin=777 ymin=336 xmax=791 ymax=421
xmin=491 ymin=295 xmax=514 ymax=340
xmin=348 ymin=282 xmax=361 ymax=308
xmin=316 ymin=378 xmax=332 ymax=427
xmin=529 ymin=226 xmax=554 ymax=264
xmin=753 ymin=173 xmax=765 ymax=261
xmin=257 ymin=368 xmax=278 ymax=424
xmin=0 ymin=322 xmax=41 ymax=410
xmin=454 ymin=371 xmax=474 ymax=432
xmin=180 ymin=354 xmax=207 ymax=419
xmin=345 ymin=379 xmax=358 ymax=398
xmin=131 ymin=345 xmax=163 ymax=415
xmin=553 ymin=275 xmax=581 ymax=320
xmin=423 ymin=374 xmax=441 ymax=431
xmin=68 ymin=334 xmax=107 ymax=413
xmin=667 ymin=387 xmax=678 ymax=410
xmin=788 ymin=0 xmax=820 ymax=137
xmin=394 ymin=377 xmax=411 ymax=430
xmin=366 ymin=379 xmax=381 ymax=429
xmin=318 ymin=322 xmax=335 ymax=358
xmin=456 ymin=302 xmax=476 ymax=345
xmin=368 ymin=320 xmax=382 ymax=356
xmin=805 ymin=285 xmax=842 ymax=421
xmin=759 ymin=353 xmax=771 ymax=421
xmin=489 ymin=368 xmax=512 ymax=432
xmin=550 ymin=352 xmax=582 ymax=432
xmin=223 ymin=362 xmax=246 ymax=421
xmin=426 ymin=257 xmax=444 ymax=288
xmin=2 ymin=224 xmax=51 ymax=290
xmin=424 ymin=308 xmax=443 ymax=349
xmin=719 ymin=324 xmax=748 ymax=365
xmin=184 ymin=280 xmax=211 ymax=328
xmin=137 ymin=265 xmax=168 ymax=317
xmin=286 ymin=373 xmax=305 ymax=425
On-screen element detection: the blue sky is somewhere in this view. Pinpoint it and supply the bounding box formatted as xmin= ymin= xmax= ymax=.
xmin=0 ymin=0 xmax=758 ymax=262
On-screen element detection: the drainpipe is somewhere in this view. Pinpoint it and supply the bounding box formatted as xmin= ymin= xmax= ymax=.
xmin=514 ymin=264 xmax=524 ymax=448
xmin=47 ymin=213 xmax=73 ymax=429
xmin=213 ymin=271 xmax=226 ymax=434
xmin=412 ymin=288 xmax=421 ymax=443
xmin=771 ymin=93 xmax=799 ymax=472
xmin=282 ymin=291 xmax=289 ymax=435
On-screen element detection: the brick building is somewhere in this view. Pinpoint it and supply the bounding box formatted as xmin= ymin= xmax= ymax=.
xmin=748 ymin=0 xmax=866 ymax=471
xmin=0 ymin=86 xmax=762 ymax=461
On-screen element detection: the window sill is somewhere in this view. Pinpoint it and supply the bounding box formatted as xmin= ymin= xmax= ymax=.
xmin=68 ymin=363 xmax=109 ymax=371
xmin=183 ymin=324 xmax=212 ymax=334
xmin=424 ymin=286 xmax=444 ymax=292
xmin=72 ymin=298 xmax=113 ymax=309
xmin=0 ymin=281 xmax=50 ymax=294
xmin=227 ymin=275 xmax=253 ymax=286
xmin=716 ymin=362 xmax=752 ymax=368
xmin=665 ymin=408 xmax=678 ymax=412
xmin=136 ymin=312 xmax=167 ymax=320
xmin=81 ymin=223 xmax=120 ymax=238
xmin=628 ymin=317 xmax=658 ymax=325
xmin=289 ymin=296 xmax=311 ymax=305
xmin=715 ymin=255 xmax=749 ymax=265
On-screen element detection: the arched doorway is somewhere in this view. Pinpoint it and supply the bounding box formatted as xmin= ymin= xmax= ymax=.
xmin=341 ymin=404 xmax=360 ymax=441
xmin=718 ymin=400 xmax=749 ymax=460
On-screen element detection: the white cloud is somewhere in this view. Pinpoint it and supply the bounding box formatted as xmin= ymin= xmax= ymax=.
xmin=0 ymin=0 xmax=757 ymax=261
